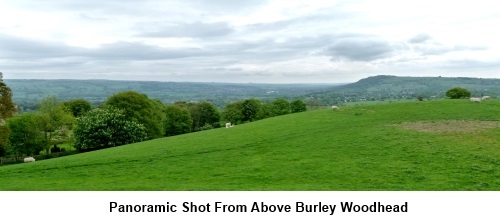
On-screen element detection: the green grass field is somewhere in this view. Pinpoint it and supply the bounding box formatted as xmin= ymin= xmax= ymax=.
xmin=1 ymin=99 xmax=499 ymax=190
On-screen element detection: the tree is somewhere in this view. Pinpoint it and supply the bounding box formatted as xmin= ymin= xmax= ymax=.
xmin=73 ymin=108 xmax=147 ymax=151
xmin=446 ymin=87 xmax=471 ymax=99
xmin=0 ymin=79 xmax=16 ymax=120
xmin=186 ymin=101 xmax=221 ymax=131
xmin=221 ymin=101 xmax=244 ymax=125
xmin=7 ymin=113 xmax=45 ymax=156
xmin=242 ymin=98 xmax=263 ymax=122
xmin=290 ymin=99 xmax=307 ymax=113
xmin=36 ymin=96 xmax=75 ymax=154
xmin=164 ymin=105 xmax=192 ymax=136
xmin=105 ymin=91 xmax=165 ymax=139
xmin=150 ymin=99 xmax=167 ymax=129
xmin=63 ymin=99 xmax=92 ymax=117
xmin=259 ymin=101 xmax=274 ymax=119
xmin=0 ymin=78 xmax=17 ymax=156
xmin=271 ymin=98 xmax=290 ymax=116
xmin=0 ymin=125 xmax=10 ymax=157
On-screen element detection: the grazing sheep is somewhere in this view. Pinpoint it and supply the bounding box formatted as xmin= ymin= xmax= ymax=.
xmin=225 ymin=122 xmax=232 ymax=128
xmin=24 ymin=157 xmax=35 ymax=163
xmin=482 ymin=96 xmax=490 ymax=100
xmin=470 ymin=97 xmax=481 ymax=103
xmin=331 ymin=106 xmax=339 ymax=110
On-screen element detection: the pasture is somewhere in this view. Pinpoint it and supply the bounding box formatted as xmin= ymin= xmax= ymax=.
xmin=1 ymin=99 xmax=499 ymax=190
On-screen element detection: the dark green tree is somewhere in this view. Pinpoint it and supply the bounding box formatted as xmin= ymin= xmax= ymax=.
xmin=0 ymin=80 xmax=16 ymax=120
xmin=186 ymin=101 xmax=221 ymax=131
xmin=7 ymin=113 xmax=46 ymax=156
xmin=446 ymin=87 xmax=471 ymax=99
xmin=290 ymin=99 xmax=307 ymax=113
xmin=271 ymin=98 xmax=290 ymax=116
xmin=0 ymin=78 xmax=17 ymax=156
xmin=259 ymin=101 xmax=274 ymax=119
xmin=74 ymin=108 xmax=147 ymax=150
xmin=105 ymin=91 xmax=165 ymax=139
xmin=164 ymin=105 xmax=192 ymax=136
xmin=242 ymin=98 xmax=263 ymax=122
xmin=0 ymin=125 xmax=10 ymax=157
xmin=149 ymin=98 xmax=167 ymax=134
xmin=63 ymin=98 xmax=92 ymax=117
xmin=221 ymin=101 xmax=244 ymax=125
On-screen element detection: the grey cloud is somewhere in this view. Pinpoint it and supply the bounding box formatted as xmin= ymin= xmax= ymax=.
xmin=185 ymin=0 xmax=269 ymax=12
xmin=244 ymin=11 xmax=352 ymax=32
xmin=203 ymin=67 xmax=243 ymax=72
xmin=0 ymin=34 xmax=79 ymax=59
xmin=21 ymin=0 xmax=270 ymax=17
xmin=8 ymin=0 xmax=200 ymax=22
xmin=137 ymin=22 xmax=234 ymax=38
xmin=440 ymin=59 xmax=500 ymax=70
xmin=325 ymin=37 xmax=394 ymax=61
xmin=0 ymin=34 xmax=211 ymax=61
xmin=84 ymin=41 xmax=208 ymax=60
xmin=416 ymin=44 xmax=487 ymax=56
xmin=408 ymin=33 xmax=431 ymax=44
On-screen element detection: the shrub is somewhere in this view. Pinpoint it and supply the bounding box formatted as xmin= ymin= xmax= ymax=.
xmin=290 ymin=99 xmax=307 ymax=113
xmin=164 ymin=105 xmax=192 ymax=136
xmin=6 ymin=113 xmax=46 ymax=156
xmin=221 ymin=101 xmax=244 ymax=125
xmin=185 ymin=101 xmax=221 ymax=131
xmin=105 ymin=91 xmax=165 ymax=139
xmin=446 ymin=87 xmax=471 ymax=99
xmin=63 ymin=99 xmax=92 ymax=117
xmin=74 ymin=108 xmax=147 ymax=151
xmin=271 ymin=98 xmax=291 ymax=116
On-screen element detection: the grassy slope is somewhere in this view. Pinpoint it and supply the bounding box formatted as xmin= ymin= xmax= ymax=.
xmin=1 ymin=99 xmax=499 ymax=190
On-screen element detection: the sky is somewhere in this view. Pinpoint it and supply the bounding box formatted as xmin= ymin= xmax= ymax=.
xmin=0 ymin=0 xmax=499 ymax=83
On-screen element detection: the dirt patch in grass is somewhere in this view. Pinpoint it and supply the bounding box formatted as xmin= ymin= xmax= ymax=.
xmin=391 ymin=120 xmax=500 ymax=134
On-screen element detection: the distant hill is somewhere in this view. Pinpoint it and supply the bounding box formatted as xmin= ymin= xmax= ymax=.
xmin=307 ymin=75 xmax=500 ymax=105
xmin=6 ymin=76 xmax=500 ymax=111
xmin=4 ymin=79 xmax=341 ymax=111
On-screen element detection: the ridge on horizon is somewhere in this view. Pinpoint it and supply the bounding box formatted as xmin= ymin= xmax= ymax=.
xmin=4 ymin=75 xmax=500 ymax=84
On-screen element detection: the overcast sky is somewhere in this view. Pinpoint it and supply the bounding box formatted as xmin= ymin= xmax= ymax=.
xmin=1 ymin=0 xmax=499 ymax=83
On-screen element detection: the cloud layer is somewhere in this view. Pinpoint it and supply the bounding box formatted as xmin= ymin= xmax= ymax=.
xmin=1 ymin=0 xmax=499 ymax=83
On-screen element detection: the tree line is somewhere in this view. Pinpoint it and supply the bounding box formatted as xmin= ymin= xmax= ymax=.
xmin=0 ymin=78 xmax=307 ymax=158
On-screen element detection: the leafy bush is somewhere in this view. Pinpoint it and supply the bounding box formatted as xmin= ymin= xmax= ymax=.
xmin=221 ymin=101 xmax=244 ymax=125
xmin=105 ymin=91 xmax=165 ymax=139
xmin=63 ymin=99 xmax=92 ymax=117
xmin=290 ymin=99 xmax=307 ymax=113
xmin=446 ymin=87 xmax=471 ymax=99
xmin=164 ymin=105 xmax=192 ymax=136
xmin=185 ymin=101 xmax=221 ymax=131
xmin=271 ymin=98 xmax=291 ymax=116
xmin=6 ymin=113 xmax=46 ymax=156
xmin=74 ymin=108 xmax=147 ymax=151
xmin=242 ymin=98 xmax=263 ymax=122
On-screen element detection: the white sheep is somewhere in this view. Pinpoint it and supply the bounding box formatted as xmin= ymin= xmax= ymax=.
xmin=225 ymin=122 xmax=232 ymax=128
xmin=482 ymin=96 xmax=490 ymax=100
xmin=331 ymin=106 xmax=339 ymax=110
xmin=24 ymin=157 xmax=35 ymax=163
xmin=470 ymin=97 xmax=481 ymax=103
